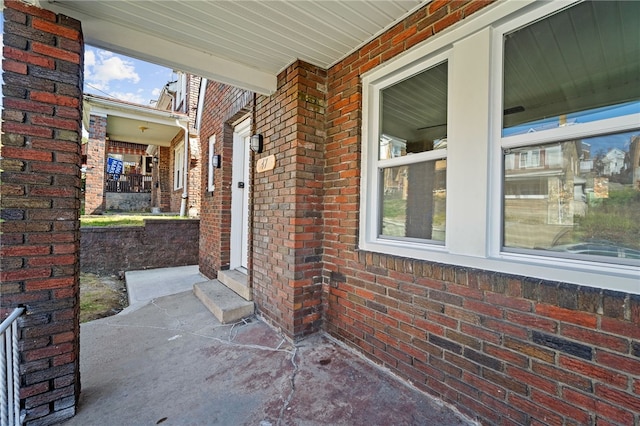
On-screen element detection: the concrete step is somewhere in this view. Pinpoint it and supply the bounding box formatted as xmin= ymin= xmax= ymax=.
xmin=218 ymin=269 xmax=252 ymax=301
xmin=193 ymin=280 xmax=254 ymax=324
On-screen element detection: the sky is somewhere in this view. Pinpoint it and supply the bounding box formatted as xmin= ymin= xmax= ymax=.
xmin=83 ymin=46 xmax=175 ymax=106
xmin=503 ymin=101 xmax=640 ymax=155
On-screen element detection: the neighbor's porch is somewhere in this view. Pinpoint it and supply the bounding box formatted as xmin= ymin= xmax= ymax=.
xmin=83 ymin=94 xmax=189 ymax=214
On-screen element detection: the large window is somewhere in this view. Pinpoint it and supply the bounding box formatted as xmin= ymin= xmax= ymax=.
xmin=360 ymin=0 xmax=639 ymax=293
xmin=500 ymin=1 xmax=640 ymax=266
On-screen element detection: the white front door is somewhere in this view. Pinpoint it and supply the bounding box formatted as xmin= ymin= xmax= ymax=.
xmin=230 ymin=118 xmax=251 ymax=270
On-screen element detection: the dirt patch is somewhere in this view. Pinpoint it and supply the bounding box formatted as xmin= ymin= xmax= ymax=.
xmin=80 ymin=273 xmax=128 ymax=323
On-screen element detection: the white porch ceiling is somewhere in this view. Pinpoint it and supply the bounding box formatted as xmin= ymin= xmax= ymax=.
xmin=36 ymin=0 xmax=427 ymax=94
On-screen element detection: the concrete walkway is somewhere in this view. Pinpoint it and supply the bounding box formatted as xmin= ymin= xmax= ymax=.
xmin=122 ymin=265 xmax=205 ymax=313
xmin=64 ymin=267 xmax=475 ymax=425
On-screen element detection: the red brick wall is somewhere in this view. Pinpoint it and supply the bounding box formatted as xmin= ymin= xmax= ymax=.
xmin=198 ymin=64 xmax=327 ymax=338
xmin=198 ymin=83 xmax=253 ymax=278
xmin=1 ymin=1 xmax=83 ymax=423
xmin=165 ymin=129 xmax=201 ymax=216
xmin=186 ymin=74 xmax=203 ymax=217
xmin=325 ymin=258 xmax=640 ymax=425
xmin=323 ymin=1 xmax=640 ymax=425
xmin=187 ymin=142 xmax=201 ymax=217
xmin=187 ymin=74 xmax=202 ymax=131
xmin=168 ymin=130 xmax=184 ymax=213
xmin=158 ymin=145 xmax=171 ymax=211
xmin=83 ymin=114 xmax=107 ymax=214
xmin=253 ymin=61 xmax=326 ymax=338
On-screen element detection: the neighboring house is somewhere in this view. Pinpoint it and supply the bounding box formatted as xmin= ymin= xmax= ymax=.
xmin=602 ymin=148 xmax=627 ymax=176
xmin=503 ymin=141 xmax=588 ymax=248
xmin=631 ymin=135 xmax=640 ymax=189
xmin=82 ymin=72 xmax=202 ymax=216
xmin=153 ymin=72 xmax=204 ymax=216
xmin=2 ymin=2 xmax=639 ymax=426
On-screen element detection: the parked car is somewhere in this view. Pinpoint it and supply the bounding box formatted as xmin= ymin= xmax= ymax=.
xmin=548 ymin=241 xmax=640 ymax=259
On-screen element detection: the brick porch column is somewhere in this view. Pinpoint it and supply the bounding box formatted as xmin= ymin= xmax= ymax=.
xmin=253 ymin=61 xmax=326 ymax=339
xmin=158 ymin=146 xmax=171 ymax=211
xmin=84 ymin=113 xmax=107 ymax=214
xmin=1 ymin=1 xmax=83 ymax=424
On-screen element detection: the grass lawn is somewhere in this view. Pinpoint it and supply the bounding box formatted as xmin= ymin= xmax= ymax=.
xmin=80 ymin=214 xmax=183 ymax=227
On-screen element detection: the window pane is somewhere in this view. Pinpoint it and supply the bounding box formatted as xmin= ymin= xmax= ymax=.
xmin=503 ymin=131 xmax=640 ymax=263
xmin=503 ymin=1 xmax=640 ymax=136
xmin=380 ymin=160 xmax=447 ymax=242
xmin=380 ymin=62 xmax=447 ymax=159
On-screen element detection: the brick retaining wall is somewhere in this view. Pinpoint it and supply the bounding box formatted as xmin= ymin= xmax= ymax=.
xmin=80 ymin=219 xmax=199 ymax=275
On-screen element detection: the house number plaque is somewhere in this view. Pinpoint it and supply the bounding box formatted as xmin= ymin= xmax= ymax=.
xmin=256 ymin=154 xmax=276 ymax=173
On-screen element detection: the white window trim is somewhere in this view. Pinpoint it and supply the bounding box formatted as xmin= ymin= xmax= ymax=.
xmin=360 ymin=0 xmax=639 ymax=294
xmin=207 ymin=135 xmax=216 ymax=192
xmin=362 ymin=51 xmax=450 ymax=251
xmin=174 ymin=142 xmax=184 ymax=190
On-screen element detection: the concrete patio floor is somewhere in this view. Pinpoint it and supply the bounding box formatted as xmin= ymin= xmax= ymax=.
xmin=64 ymin=267 xmax=475 ymax=425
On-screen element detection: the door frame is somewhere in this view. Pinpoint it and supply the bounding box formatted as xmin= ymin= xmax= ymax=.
xmin=230 ymin=117 xmax=251 ymax=271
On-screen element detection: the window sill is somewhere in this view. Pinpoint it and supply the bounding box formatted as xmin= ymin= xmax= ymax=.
xmin=359 ymin=239 xmax=639 ymax=295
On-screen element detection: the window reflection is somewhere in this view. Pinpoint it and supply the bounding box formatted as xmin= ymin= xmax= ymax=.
xmin=380 ymin=61 xmax=448 ymax=159
xmin=377 ymin=60 xmax=448 ymax=243
xmin=504 ymin=102 xmax=640 ymax=137
xmin=503 ymin=131 xmax=640 ymax=263
xmin=381 ymin=160 xmax=447 ymax=242
xmin=502 ymin=0 xmax=639 ymax=136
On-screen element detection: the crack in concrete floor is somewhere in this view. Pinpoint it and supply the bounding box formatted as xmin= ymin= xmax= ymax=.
xmin=99 ymin=297 xmax=302 ymax=425
xmin=276 ymin=347 xmax=298 ymax=426
xmin=65 ymin=291 xmax=474 ymax=426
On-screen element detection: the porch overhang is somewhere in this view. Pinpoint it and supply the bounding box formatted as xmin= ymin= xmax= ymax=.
xmin=83 ymin=94 xmax=189 ymax=147
xmin=30 ymin=0 xmax=427 ymax=95
xmin=46 ymin=4 xmax=278 ymax=95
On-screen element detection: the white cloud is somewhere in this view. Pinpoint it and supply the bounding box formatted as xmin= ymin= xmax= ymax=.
xmin=84 ymin=49 xmax=95 ymax=67
xmin=84 ymin=49 xmax=140 ymax=91
xmin=82 ymin=46 xmax=174 ymax=106
xmin=110 ymin=91 xmax=147 ymax=105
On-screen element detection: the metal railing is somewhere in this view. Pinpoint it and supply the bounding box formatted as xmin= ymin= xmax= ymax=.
xmin=106 ymin=174 xmax=153 ymax=193
xmin=1 ymin=307 xmax=24 ymax=426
